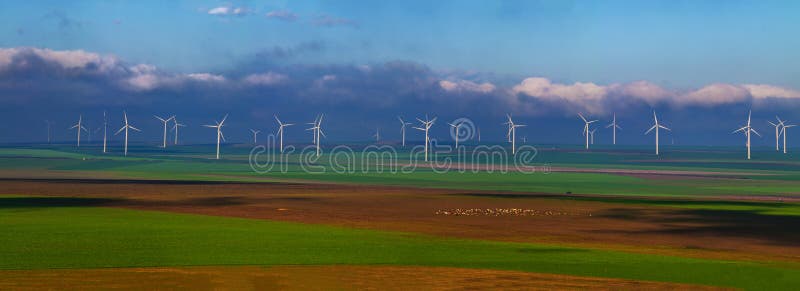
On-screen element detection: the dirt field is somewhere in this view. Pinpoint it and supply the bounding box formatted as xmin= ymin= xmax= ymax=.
xmin=0 ymin=265 xmax=728 ymax=290
xmin=2 ymin=179 xmax=800 ymax=263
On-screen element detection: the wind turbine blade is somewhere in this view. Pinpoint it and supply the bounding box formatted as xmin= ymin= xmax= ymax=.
xmin=751 ymin=128 xmax=761 ymax=137
xmin=413 ymin=127 xmax=424 ymax=131
xmin=115 ymin=126 xmax=125 ymax=135
xmin=430 ymin=117 xmax=437 ymax=124
xmin=578 ymin=113 xmax=587 ymax=122
xmin=416 ymin=117 xmax=424 ymax=124
xmin=660 ymin=125 xmax=671 ymax=131
xmin=285 ymin=123 xmax=294 ymax=127
xmin=154 ymin=115 xmax=165 ymax=122
xmin=733 ymin=127 xmax=747 ymax=134
xmin=219 ymin=131 xmax=226 ymax=142
xmin=220 ymin=114 xmax=228 ymax=125
xmin=319 ymin=128 xmax=326 ymax=138
xmin=645 ymin=125 xmax=656 ymax=134
xmin=70 ymin=124 xmax=79 ymax=129
xmin=587 ymin=120 xmax=598 ymax=124
xmin=129 ymin=126 xmax=141 ymax=132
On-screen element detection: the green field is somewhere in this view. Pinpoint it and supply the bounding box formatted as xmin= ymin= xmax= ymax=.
xmin=0 ymin=197 xmax=798 ymax=290
xmin=2 ymin=144 xmax=800 ymax=289
xmin=2 ymin=144 xmax=800 ymax=198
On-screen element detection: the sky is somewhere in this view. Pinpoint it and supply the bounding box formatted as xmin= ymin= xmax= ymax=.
xmin=0 ymin=0 xmax=799 ymax=146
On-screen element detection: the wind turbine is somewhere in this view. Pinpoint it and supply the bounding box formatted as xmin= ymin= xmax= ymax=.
xmin=306 ymin=114 xmax=325 ymax=157
xmin=589 ymin=128 xmax=597 ymax=145
xmin=69 ymin=115 xmax=88 ymax=147
xmin=733 ymin=110 xmax=760 ymax=160
xmin=413 ymin=115 xmax=436 ymax=161
xmin=203 ymin=114 xmax=227 ymax=160
xmin=477 ymin=127 xmax=481 ymax=143
xmin=398 ymin=116 xmax=411 ymax=147
xmin=606 ymin=113 xmax=621 ymax=145
xmin=45 ymin=120 xmax=51 ymax=144
xmin=101 ymin=111 xmax=108 ymax=153
xmin=578 ymin=113 xmax=597 ymax=149
xmin=115 ymin=111 xmax=140 ymax=156
xmin=250 ymin=129 xmax=260 ymax=144
xmin=171 ymin=118 xmax=186 ymax=145
xmin=274 ymin=115 xmax=293 ymax=153
xmin=645 ymin=111 xmax=671 ymax=155
xmin=768 ymin=117 xmax=785 ymax=152
xmin=781 ymin=122 xmax=796 ymax=154
xmin=373 ymin=127 xmax=380 ymax=143
xmin=503 ymin=114 xmax=525 ymax=155
xmin=154 ymin=115 xmax=175 ymax=148
xmin=448 ymin=120 xmax=465 ymax=149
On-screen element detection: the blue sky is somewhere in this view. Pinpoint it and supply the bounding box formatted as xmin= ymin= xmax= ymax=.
xmin=4 ymin=0 xmax=799 ymax=86
xmin=0 ymin=0 xmax=799 ymax=145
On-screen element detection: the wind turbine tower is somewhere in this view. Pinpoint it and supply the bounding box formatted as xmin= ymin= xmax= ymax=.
xmin=504 ymin=114 xmax=526 ymax=155
xmin=645 ymin=111 xmax=671 ymax=155
xmin=250 ymin=129 xmax=260 ymax=144
xmin=154 ymin=115 xmax=175 ymax=148
xmin=768 ymin=117 xmax=785 ymax=152
xmin=115 ymin=111 xmax=140 ymax=156
xmin=203 ymin=114 xmax=228 ymax=160
xmin=733 ymin=110 xmax=760 ymax=160
xmin=606 ymin=113 xmax=621 ymax=145
xmin=102 ymin=111 xmax=108 ymax=153
xmin=448 ymin=120 xmax=465 ymax=149
xmin=781 ymin=122 xmax=796 ymax=154
xmin=398 ymin=116 xmax=411 ymax=147
xmin=171 ymin=118 xmax=186 ymax=145
xmin=274 ymin=115 xmax=293 ymax=153
xmin=306 ymin=115 xmax=325 ymax=157
xmin=413 ymin=115 xmax=436 ymax=161
xmin=70 ymin=115 xmax=88 ymax=147
xmin=45 ymin=120 xmax=51 ymax=144
xmin=578 ymin=113 xmax=597 ymax=150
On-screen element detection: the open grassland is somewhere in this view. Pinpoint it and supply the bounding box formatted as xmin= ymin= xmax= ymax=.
xmin=1 ymin=198 xmax=799 ymax=290
xmin=2 ymin=145 xmax=800 ymax=198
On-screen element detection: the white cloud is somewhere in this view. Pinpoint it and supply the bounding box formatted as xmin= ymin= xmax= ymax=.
xmin=439 ymin=79 xmax=496 ymax=94
xmin=186 ymin=73 xmax=225 ymax=82
xmin=244 ymin=72 xmax=288 ymax=86
xmin=612 ymin=81 xmax=672 ymax=104
xmin=0 ymin=47 xmax=118 ymax=72
xmin=266 ymin=10 xmax=298 ymax=21
xmin=512 ymin=77 xmax=607 ymax=101
xmin=208 ymin=6 xmax=249 ymax=16
xmin=125 ymin=74 xmax=160 ymax=91
xmin=742 ymin=84 xmax=800 ymax=99
xmin=677 ymin=83 xmax=750 ymax=106
xmin=508 ymin=77 xmax=800 ymax=115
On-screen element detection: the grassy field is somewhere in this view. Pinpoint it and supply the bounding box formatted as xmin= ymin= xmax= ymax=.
xmin=2 ymin=144 xmax=800 ymax=197
xmin=1 ymin=197 xmax=799 ymax=290
xmin=2 ymin=144 xmax=800 ymax=289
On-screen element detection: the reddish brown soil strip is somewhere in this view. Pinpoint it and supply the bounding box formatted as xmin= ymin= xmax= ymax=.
xmin=3 ymin=180 xmax=800 ymax=263
xmin=0 ymin=265 xmax=728 ymax=290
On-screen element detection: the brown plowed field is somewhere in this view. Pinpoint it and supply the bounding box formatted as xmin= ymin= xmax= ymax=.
xmin=2 ymin=179 xmax=799 ymax=263
xmin=0 ymin=265 xmax=728 ymax=290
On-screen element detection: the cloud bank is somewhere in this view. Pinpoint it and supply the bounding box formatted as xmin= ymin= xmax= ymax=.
xmin=2 ymin=46 xmax=800 ymax=118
